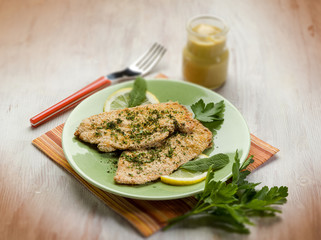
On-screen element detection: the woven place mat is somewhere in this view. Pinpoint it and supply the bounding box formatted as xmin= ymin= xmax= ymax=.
xmin=32 ymin=123 xmax=279 ymax=237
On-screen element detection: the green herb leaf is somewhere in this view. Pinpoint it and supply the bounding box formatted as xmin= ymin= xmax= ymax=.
xmin=165 ymin=150 xmax=288 ymax=234
xmin=232 ymin=150 xmax=241 ymax=184
xmin=191 ymin=99 xmax=225 ymax=123
xmin=180 ymin=153 xmax=229 ymax=172
xmin=128 ymin=77 xmax=147 ymax=107
xmin=197 ymin=164 xmax=216 ymax=201
xmin=208 ymin=181 xmax=238 ymax=204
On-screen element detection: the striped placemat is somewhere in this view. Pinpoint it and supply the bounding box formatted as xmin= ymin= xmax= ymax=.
xmin=32 ymin=123 xmax=279 ymax=237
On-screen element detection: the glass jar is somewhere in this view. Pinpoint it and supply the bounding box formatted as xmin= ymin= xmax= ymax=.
xmin=182 ymin=15 xmax=229 ymax=89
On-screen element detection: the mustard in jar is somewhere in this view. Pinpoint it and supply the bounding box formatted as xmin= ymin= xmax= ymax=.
xmin=183 ymin=15 xmax=229 ymax=89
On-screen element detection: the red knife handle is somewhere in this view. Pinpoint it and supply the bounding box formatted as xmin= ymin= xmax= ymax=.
xmin=30 ymin=76 xmax=111 ymax=128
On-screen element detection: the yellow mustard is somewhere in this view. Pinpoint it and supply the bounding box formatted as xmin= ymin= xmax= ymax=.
xmin=183 ymin=15 xmax=229 ymax=89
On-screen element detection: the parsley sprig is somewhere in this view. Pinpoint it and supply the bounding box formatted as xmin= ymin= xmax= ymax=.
xmin=190 ymin=99 xmax=225 ymax=135
xmin=165 ymin=151 xmax=288 ymax=233
xmin=191 ymin=99 xmax=225 ymax=123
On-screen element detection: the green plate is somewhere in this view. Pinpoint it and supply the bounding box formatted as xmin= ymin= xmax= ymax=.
xmin=62 ymin=79 xmax=250 ymax=200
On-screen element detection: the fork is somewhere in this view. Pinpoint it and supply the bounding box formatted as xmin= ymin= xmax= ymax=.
xmin=30 ymin=43 xmax=166 ymax=127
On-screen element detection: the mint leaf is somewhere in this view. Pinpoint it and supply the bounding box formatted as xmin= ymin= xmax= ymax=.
xmin=128 ymin=77 xmax=147 ymax=107
xmin=180 ymin=153 xmax=229 ymax=172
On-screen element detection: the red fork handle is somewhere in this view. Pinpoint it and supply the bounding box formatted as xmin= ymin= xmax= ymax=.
xmin=30 ymin=76 xmax=111 ymax=128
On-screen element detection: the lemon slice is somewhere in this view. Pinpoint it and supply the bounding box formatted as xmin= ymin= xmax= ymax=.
xmin=161 ymin=154 xmax=208 ymax=186
xmin=103 ymin=88 xmax=159 ymax=111
xmin=161 ymin=170 xmax=207 ymax=186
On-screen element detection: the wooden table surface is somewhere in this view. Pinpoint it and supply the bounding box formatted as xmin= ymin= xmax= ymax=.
xmin=1 ymin=0 xmax=320 ymax=239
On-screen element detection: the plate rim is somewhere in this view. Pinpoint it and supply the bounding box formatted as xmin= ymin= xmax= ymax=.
xmin=62 ymin=79 xmax=251 ymax=200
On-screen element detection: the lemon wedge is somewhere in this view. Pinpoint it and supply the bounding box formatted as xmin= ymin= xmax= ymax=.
xmin=161 ymin=154 xmax=208 ymax=186
xmin=103 ymin=88 xmax=159 ymax=111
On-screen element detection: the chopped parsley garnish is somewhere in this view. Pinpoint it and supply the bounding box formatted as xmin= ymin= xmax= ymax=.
xmin=105 ymin=121 xmax=116 ymax=129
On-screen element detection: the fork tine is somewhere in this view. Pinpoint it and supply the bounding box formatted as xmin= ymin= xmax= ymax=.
xmin=140 ymin=46 xmax=166 ymax=74
xmin=137 ymin=44 xmax=162 ymax=69
xmin=135 ymin=43 xmax=162 ymax=68
xmin=131 ymin=43 xmax=158 ymax=67
xmin=112 ymin=42 xmax=166 ymax=79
